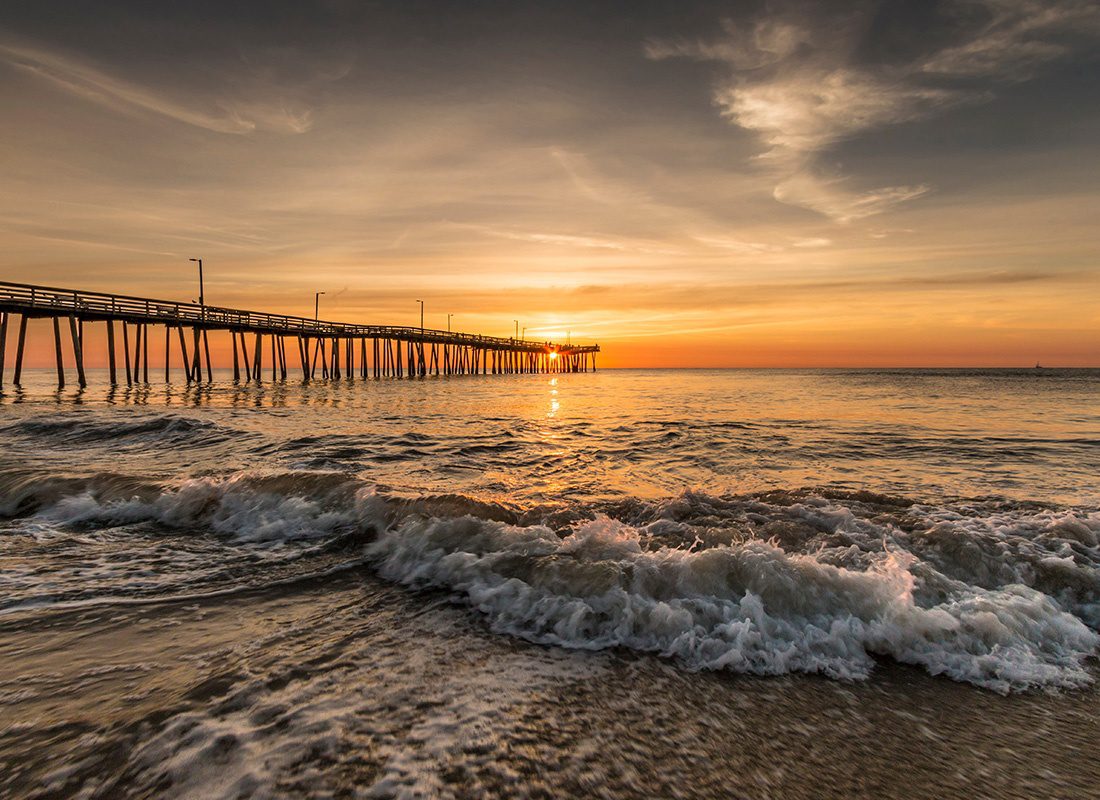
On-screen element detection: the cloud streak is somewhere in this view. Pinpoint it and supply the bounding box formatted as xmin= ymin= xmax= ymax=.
xmin=0 ymin=42 xmax=313 ymax=134
xmin=647 ymin=0 xmax=1100 ymax=221
xmin=453 ymin=223 xmax=682 ymax=256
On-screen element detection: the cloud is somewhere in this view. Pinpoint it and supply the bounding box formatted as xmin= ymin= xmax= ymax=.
xmin=647 ymin=0 xmax=1100 ymax=221
xmin=791 ymin=237 xmax=832 ymax=248
xmin=0 ymin=42 xmax=313 ymax=135
xmin=713 ymin=71 xmax=952 ymax=165
xmin=691 ymin=235 xmax=780 ymax=254
xmin=867 ymin=227 xmax=915 ymax=240
xmin=452 ymin=223 xmax=681 ymax=255
xmin=774 ymin=173 xmax=931 ymax=224
xmin=920 ymin=0 xmax=1100 ymax=78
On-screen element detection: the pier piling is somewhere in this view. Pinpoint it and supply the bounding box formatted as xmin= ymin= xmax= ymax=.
xmin=68 ymin=316 xmax=86 ymax=388
xmin=13 ymin=314 xmax=27 ymax=386
xmin=0 ymin=312 xmax=7 ymax=390
xmin=52 ymin=317 xmax=65 ymax=389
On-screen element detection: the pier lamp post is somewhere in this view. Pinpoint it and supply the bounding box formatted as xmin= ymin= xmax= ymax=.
xmin=315 ymin=291 xmax=325 ymax=320
xmin=189 ymin=258 xmax=204 ymax=317
xmin=416 ymin=299 xmax=424 ymax=334
xmin=447 ymin=313 xmax=453 ymax=333
xmin=514 ymin=320 xmax=518 ymax=340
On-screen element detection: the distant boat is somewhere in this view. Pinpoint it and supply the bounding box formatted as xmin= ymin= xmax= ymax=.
xmin=1034 ymin=362 xmax=1043 ymax=369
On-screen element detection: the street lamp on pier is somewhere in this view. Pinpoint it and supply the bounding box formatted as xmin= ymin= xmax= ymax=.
xmin=315 ymin=291 xmax=326 ymax=321
xmin=189 ymin=258 xmax=204 ymax=316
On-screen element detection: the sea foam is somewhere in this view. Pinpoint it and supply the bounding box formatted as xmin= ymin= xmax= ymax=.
xmin=10 ymin=469 xmax=1100 ymax=691
xmin=368 ymin=512 xmax=1100 ymax=693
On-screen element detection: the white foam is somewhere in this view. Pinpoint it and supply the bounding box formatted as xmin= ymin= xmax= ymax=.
xmin=38 ymin=472 xmax=390 ymax=544
xmin=17 ymin=472 xmax=1100 ymax=691
xmin=368 ymin=513 xmax=1100 ymax=693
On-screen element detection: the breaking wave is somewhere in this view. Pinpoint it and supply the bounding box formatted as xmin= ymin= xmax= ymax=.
xmin=5 ymin=469 xmax=1099 ymax=692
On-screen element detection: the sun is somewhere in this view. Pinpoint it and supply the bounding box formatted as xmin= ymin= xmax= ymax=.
xmin=548 ymin=351 xmax=558 ymax=360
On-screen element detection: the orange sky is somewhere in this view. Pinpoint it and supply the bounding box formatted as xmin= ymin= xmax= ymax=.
xmin=1 ymin=1 xmax=1098 ymax=367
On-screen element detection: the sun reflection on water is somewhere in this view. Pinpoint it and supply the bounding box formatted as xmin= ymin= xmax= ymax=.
xmin=547 ymin=377 xmax=560 ymax=418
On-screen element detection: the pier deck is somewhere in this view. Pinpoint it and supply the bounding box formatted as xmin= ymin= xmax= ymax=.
xmin=0 ymin=281 xmax=598 ymax=388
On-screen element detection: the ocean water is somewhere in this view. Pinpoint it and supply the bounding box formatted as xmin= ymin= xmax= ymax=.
xmin=1 ymin=367 xmax=1099 ymax=798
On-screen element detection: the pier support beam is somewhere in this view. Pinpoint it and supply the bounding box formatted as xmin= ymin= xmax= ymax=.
xmin=239 ymin=332 xmax=251 ymax=381
xmin=12 ymin=315 xmax=28 ymax=386
xmin=131 ymin=323 xmax=141 ymax=384
xmin=68 ymin=316 xmax=86 ymax=388
xmin=52 ymin=317 xmax=65 ymax=389
xmin=203 ymin=330 xmax=213 ymax=382
xmin=191 ymin=327 xmax=202 ymax=382
xmin=122 ymin=323 xmax=132 ymax=386
xmin=141 ymin=324 xmax=149 ymax=383
xmin=177 ymin=326 xmax=191 ymax=384
xmin=0 ymin=312 xmax=6 ymax=390
xmin=253 ymin=333 xmax=263 ymax=381
xmin=135 ymin=324 xmax=146 ymax=384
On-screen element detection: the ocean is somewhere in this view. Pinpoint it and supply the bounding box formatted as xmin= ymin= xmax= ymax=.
xmin=1 ymin=367 xmax=1098 ymax=798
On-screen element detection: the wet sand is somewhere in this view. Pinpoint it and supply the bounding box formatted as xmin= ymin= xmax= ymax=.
xmin=3 ymin=571 xmax=1096 ymax=799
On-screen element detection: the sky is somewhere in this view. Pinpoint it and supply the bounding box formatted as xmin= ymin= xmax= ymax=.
xmin=1 ymin=0 xmax=1098 ymax=367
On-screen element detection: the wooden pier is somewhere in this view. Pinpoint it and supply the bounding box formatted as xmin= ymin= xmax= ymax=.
xmin=0 ymin=281 xmax=598 ymax=389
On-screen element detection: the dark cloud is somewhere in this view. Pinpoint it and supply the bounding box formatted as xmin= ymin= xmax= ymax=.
xmin=646 ymin=0 xmax=1100 ymax=220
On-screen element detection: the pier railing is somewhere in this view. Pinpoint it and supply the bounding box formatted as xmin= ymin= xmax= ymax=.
xmin=0 ymin=280 xmax=596 ymax=354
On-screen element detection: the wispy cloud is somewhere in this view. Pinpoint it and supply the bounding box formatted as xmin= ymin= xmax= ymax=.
xmin=920 ymin=0 xmax=1100 ymax=78
xmin=452 ymin=223 xmax=682 ymax=256
xmin=773 ymin=173 xmax=931 ymax=224
xmin=646 ymin=0 xmax=1100 ymax=221
xmin=0 ymin=42 xmax=313 ymax=134
xmin=690 ymin=235 xmax=780 ymax=254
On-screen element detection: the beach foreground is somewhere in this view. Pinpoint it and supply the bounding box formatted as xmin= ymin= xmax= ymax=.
xmin=4 ymin=569 xmax=1098 ymax=799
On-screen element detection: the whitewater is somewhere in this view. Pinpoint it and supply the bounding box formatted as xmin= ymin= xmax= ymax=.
xmin=1 ymin=367 xmax=1098 ymax=798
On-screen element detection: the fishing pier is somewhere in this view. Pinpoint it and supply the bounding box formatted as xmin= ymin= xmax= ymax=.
xmin=0 ymin=281 xmax=598 ymax=389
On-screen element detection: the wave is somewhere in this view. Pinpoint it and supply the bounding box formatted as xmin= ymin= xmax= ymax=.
xmin=369 ymin=512 xmax=1099 ymax=693
xmin=0 ymin=469 xmax=164 ymax=517
xmin=29 ymin=471 xmax=385 ymax=543
xmin=2 ymin=412 xmax=225 ymax=442
xmin=6 ymin=469 xmax=1099 ymax=692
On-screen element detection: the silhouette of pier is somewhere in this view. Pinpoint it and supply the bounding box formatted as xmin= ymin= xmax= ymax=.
xmin=0 ymin=281 xmax=598 ymax=389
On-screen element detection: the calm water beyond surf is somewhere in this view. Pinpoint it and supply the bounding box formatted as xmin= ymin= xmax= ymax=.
xmin=2 ymin=368 xmax=1099 ymax=798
